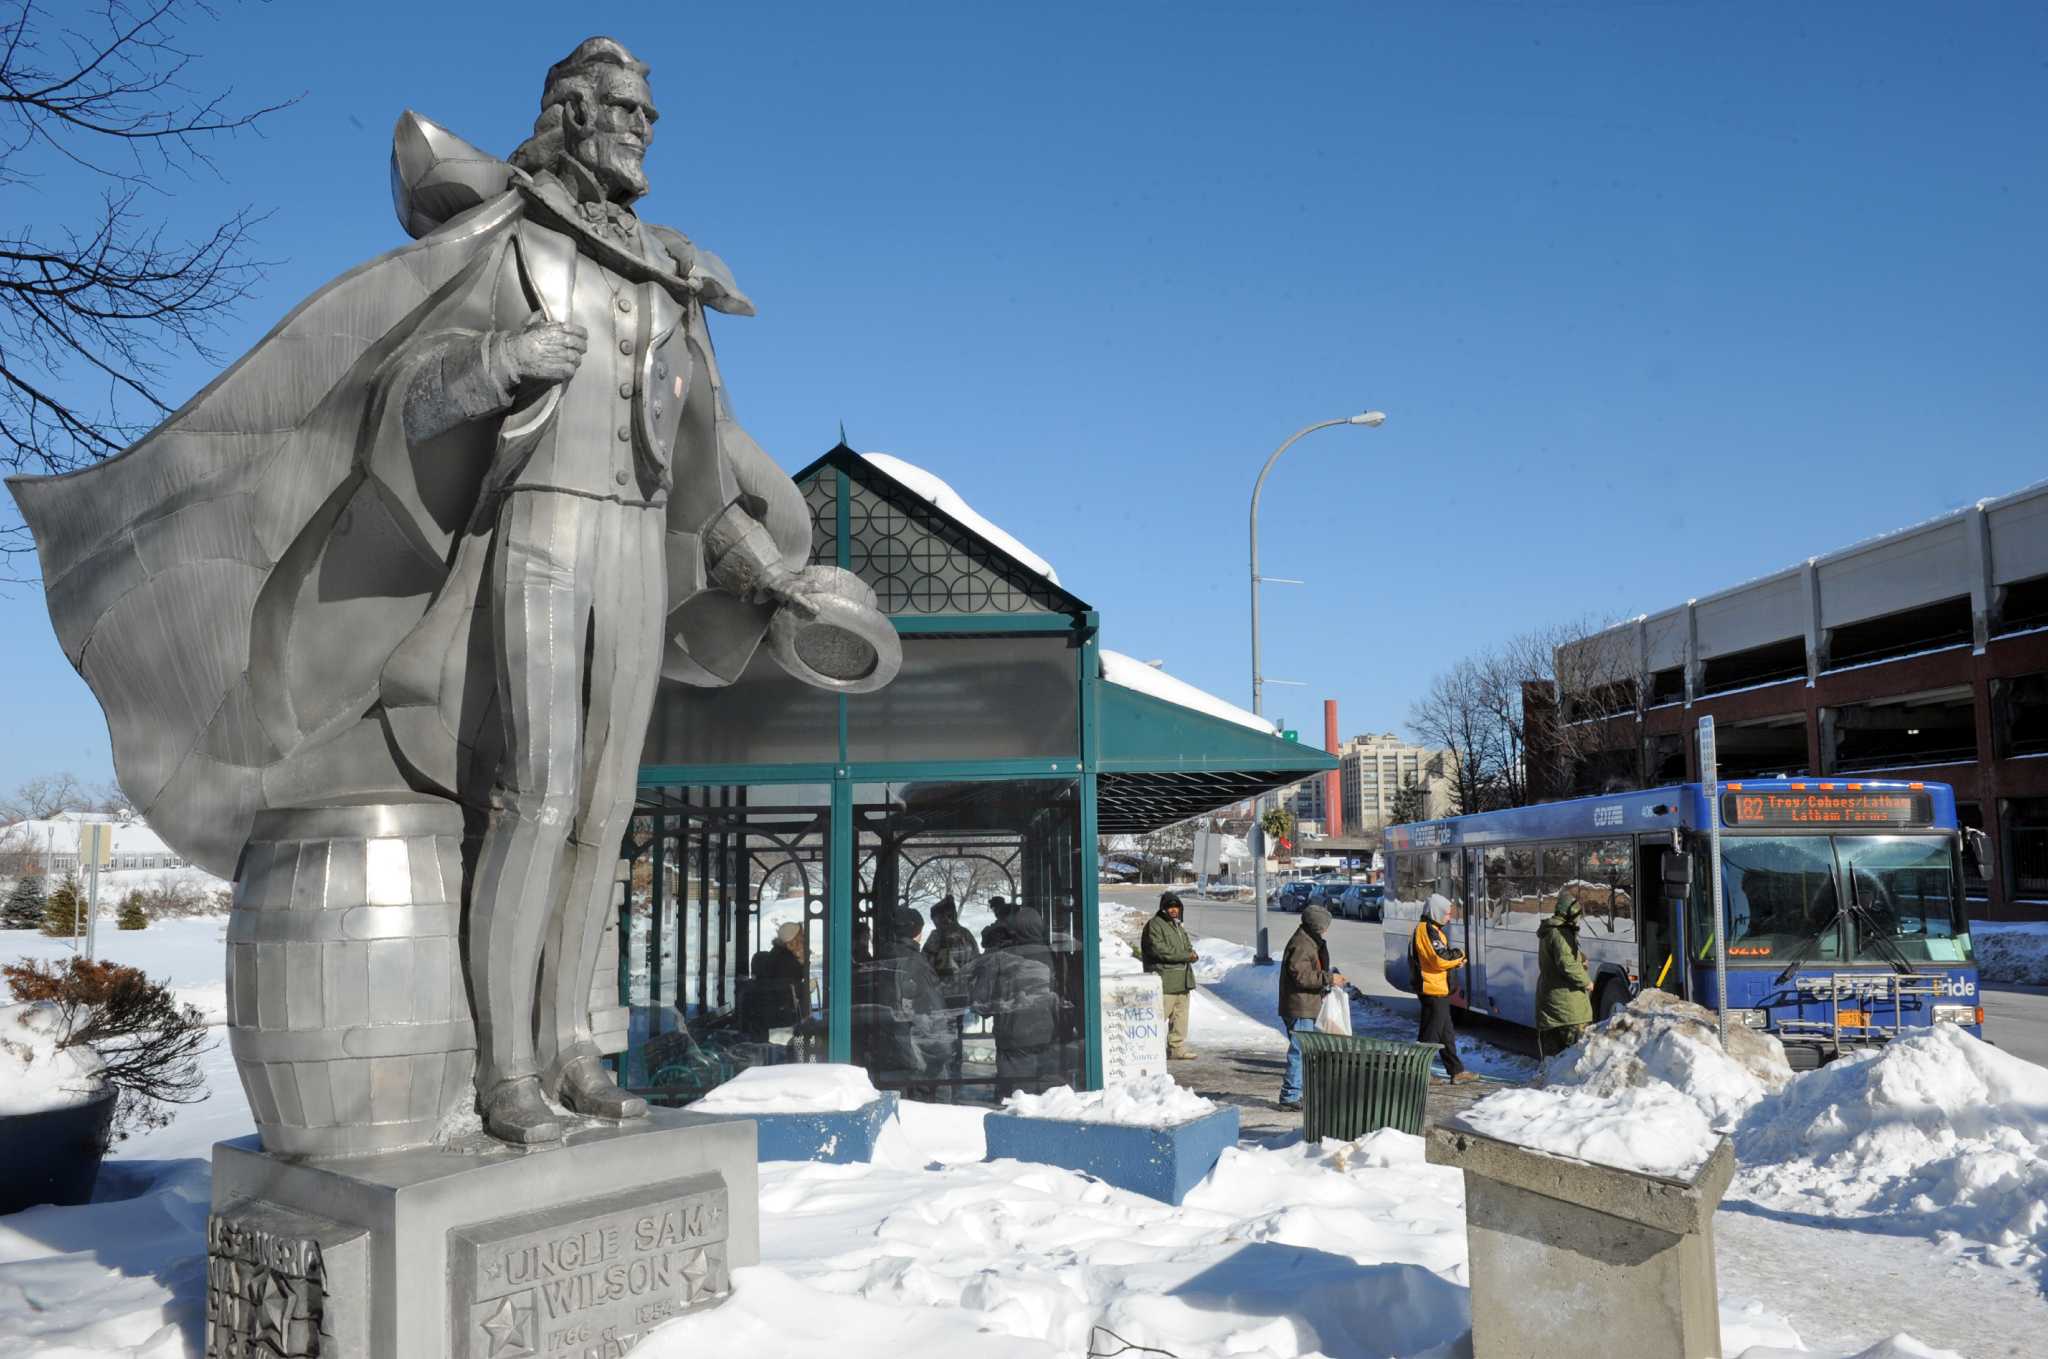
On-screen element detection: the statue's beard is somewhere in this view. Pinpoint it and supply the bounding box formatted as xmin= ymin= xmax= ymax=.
xmin=569 ymin=133 xmax=648 ymax=203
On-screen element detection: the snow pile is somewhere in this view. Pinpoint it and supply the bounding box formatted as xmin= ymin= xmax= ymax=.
xmin=643 ymin=1118 xmax=1477 ymax=1359
xmin=1545 ymin=988 xmax=1792 ymax=1129
xmin=1190 ymin=934 xmax=1255 ymax=985
xmin=1001 ymin=1072 xmax=1216 ymax=1126
xmin=1454 ymin=1083 xmax=1719 ymax=1179
xmin=861 ymin=452 xmax=1060 ymax=583
xmin=690 ymin=1063 xmax=881 ymax=1115
xmin=1970 ymin=919 xmax=2048 ymax=984
xmin=1453 ymin=990 xmax=1788 ymax=1177
xmin=1734 ymin=1024 xmax=2048 ymax=1275
xmin=0 ymin=1002 xmax=105 ymax=1115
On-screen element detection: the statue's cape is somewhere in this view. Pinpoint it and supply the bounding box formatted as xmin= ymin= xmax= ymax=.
xmin=7 ymin=180 xmax=807 ymax=878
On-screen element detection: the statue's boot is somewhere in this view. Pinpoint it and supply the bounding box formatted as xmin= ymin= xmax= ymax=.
xmin=557 ymin=1053 xmax=648 ymax=1121
xmin=482 ymin=1076 xmax=564 ymax=1145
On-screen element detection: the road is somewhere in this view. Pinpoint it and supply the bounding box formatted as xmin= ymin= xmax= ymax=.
xmin=1110 ymin=887 xmax=2048 ymax=1069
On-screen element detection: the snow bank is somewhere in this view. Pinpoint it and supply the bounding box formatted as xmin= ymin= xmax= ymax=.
xmin=1970 ymin=919 xmax=2048 ymax=985
xmin=1453 ymin=990 xmax=1788 ymax=1177
xmin=1190 ymin=933 xmax=1255 ymax=985
xmin=690 ymin=1063 xmax=880 ymax=1115
xmin=1734 ymin=1024 xmax=2048 ymax=1276
xmin=0 ymin=1002 xmax=105 ymax=1115
xmin=1001 ymin=1072 xmax=1216 ymax=1126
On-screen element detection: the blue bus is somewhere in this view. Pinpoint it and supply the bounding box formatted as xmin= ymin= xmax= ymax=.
xmin=1381 ymin=779 xmax=1984 ymax=1066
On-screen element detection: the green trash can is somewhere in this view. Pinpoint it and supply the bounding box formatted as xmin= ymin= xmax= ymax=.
xmin=1298 ymin=1032 xmax=1439 ymax=1143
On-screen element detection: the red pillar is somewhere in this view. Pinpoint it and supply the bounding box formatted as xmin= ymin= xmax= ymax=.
xmin=1323 ymin=699 xmax=1341 ymax=836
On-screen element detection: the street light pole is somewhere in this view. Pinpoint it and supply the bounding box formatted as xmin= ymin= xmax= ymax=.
xmin=1249 ymin=410 xmax=1386 ymax=965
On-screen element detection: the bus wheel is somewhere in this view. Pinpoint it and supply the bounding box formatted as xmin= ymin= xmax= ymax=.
xmin=1594 ymin=979 xmax=1628 ymax=1024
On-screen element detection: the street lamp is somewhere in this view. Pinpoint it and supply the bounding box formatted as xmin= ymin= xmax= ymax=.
xmin=1248 ymin=411 xmax=1386 ymax=964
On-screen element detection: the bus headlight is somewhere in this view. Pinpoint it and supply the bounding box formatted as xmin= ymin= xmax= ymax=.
xmin=1932 ymin=1005 xmax=1976 ymax=1026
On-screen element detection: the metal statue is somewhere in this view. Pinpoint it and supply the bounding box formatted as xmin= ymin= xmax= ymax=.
xmin=8 ymin=36 xmax=899 ymax=1151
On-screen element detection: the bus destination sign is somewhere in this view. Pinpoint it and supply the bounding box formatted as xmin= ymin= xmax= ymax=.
xmin=1721 ymin=789 xmax=1933 ymax=829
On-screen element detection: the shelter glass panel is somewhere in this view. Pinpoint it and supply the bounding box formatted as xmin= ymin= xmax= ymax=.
xmin=642 ymin=654 xmax=841 ymax=767
xmin=852 ymin=778 xmax=1085 ymax=1105
xmin=617 ymin=783 xmax=835 ymax=1105
xmin=845 ymin=636 xmax=1080 ymax=763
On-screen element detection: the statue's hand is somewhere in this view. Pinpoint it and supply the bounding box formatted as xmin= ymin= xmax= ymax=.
xmin=502 ymin=318 xmax=588 ymax=384
xmin=761 ymin=570 xmax=822 ymax=620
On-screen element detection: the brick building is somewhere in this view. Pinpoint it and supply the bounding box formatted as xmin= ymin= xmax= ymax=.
xmin=1552 ymin=479 xmax=2048 ymax=921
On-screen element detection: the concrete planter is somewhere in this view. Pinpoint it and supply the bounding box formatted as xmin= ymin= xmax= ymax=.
xmin=984 ymin=1105 xmax=1240 ymax=1205
xmin=0 ymin=1084 xmax=117 ymax=1214
xmin=1426 ymin=1125 xmax=1735 ymax=1359
xmin=695 ymin=1092 xmax=899 ymax=1164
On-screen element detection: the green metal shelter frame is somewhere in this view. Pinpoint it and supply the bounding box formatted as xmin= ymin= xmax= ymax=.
xmin=621 ymin=446 xmax=1335 ymax=1099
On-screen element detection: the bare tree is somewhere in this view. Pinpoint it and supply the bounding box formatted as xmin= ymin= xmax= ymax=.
xmin=1 ymin=769 xmax=90 ymax=819
xmin=1407 ymin=658 xmax=1500 ymax=815
xmin=0 ymin=1 xmax=293 ymax=556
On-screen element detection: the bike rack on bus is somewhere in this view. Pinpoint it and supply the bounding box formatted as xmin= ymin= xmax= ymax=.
xmin=1771 ymin=972 xmax=1940 ymax=1058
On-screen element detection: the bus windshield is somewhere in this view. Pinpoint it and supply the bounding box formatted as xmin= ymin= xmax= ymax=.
xmin=1699 ymin=833 xmax=1971 ymax=967
xmin=1836 ymin=835 xmax=1972 ymax=964
xmin=1715 ymin=836 xmax=1842 ymax=964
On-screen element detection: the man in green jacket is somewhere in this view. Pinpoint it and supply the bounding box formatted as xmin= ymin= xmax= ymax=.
xmin=1536 ymin=892 xmax=1596 ymax=1057
xmin=1141 ymin=891 xmax=1201 ymax=1060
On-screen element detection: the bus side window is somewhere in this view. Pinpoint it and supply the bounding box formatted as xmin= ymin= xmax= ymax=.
xmin=1484 ymin=846 xmax=1510 ymax=923
xmin=1505 ymin=845 xmax=1542 ymax=929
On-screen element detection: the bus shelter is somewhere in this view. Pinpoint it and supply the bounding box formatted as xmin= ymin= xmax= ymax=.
xmin=612 ymin=446 xmax=1336 ymax=1107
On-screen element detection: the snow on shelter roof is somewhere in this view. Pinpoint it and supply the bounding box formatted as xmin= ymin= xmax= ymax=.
xmin=849 ymin=450 xmax=1272 ymax=736
xmin=1101 ymin=650 xmax=1276 ymax=734
xmin=861 ymin=453 xmax=1061 ymax=584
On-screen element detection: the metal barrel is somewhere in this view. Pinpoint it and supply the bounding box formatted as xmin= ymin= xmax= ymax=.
xmin=226 ymin=801 xmax=476 ymax=1158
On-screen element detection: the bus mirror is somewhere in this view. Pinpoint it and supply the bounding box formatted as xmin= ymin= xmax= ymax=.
xmin=1963 ymin=827 xmax=1990 ymax=877
xmin=1661 ymin=854 xmax=1694 ymax=891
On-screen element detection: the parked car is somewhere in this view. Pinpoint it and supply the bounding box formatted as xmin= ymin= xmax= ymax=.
xmin=1272 ymin=880 xmax=1316 ymax=913
xmin=1335 ymin=884 xmax=1384 ymax=922
xmin=1308 ymin=880 xmax=1350 ymax=912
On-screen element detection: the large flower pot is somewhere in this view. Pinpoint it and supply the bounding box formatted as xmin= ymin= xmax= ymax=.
xmin=694 ymin=1093 xmax=899 ymax=1164
xmin=0 ymin=1084 xmax=117 ymax=1214
xmin=985 ymin=1104 xmax=1241 ymax=1204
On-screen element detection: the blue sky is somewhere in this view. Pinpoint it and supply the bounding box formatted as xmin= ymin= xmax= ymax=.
xmin=3 ymin=1 xmax=2044 ymax=789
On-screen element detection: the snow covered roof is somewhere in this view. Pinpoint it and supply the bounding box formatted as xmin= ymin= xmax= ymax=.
xmin=3 ymin=811 xmax=172 ymax=857
xmin=1100 ymin=650 xmax=1275 ymax=734
xmin=861 ymin=453 xmax=1061 ymax=585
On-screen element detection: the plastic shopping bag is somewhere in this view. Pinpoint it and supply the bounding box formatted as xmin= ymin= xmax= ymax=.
xmin=1315 ymin=987 xmax=1353 ymax=1036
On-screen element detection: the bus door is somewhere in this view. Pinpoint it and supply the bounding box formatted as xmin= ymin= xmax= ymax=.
xmin=1639 ymin=841 xmax=1692 ymax=999
xmin=1463 ymin=846 xmax=1487 ymax=1011
xmin=1435 ymin=849 xmax=1471 ymax=1008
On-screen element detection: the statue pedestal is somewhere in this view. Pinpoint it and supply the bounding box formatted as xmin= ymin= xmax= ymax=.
xmin=205 ymin=1109 xmax=758 ymax=1359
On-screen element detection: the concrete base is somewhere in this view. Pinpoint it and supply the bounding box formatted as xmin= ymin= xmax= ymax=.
xmin=207 ymin=1108 xmax=759 ymax=1359
xmin=694 ymin=1093 xmax=897 ymax=1164
xmin=984 ymin=1105 xmax=1240 ymax=1205
xmin=1426 ymin=1125 xmax=1733 ymax=1359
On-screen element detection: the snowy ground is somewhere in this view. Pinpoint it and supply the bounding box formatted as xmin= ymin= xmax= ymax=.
xmin=1972 ymin=920 xmax=2048 ymax=985
xmin=2 ymin=913 xmax=2042 ymax=1356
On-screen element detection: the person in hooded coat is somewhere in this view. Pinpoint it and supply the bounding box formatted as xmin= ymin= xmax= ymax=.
xmin=1413 ymin=893 xmax=1474 ymax=1083
xmin=1141 ymin=891 xmax=1202 ymax=1060
xmin=1536 ymin=891 xmax=1595 ymax=1057
xmin=1276 ymin=903 xmax=1347 ymax=1110
xmin=971 ymin=906 xmax=1067 ymax=1095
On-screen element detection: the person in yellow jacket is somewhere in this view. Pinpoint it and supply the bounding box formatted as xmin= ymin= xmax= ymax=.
xmin=1412 ymin=893 xmax=1474 ymax=1083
